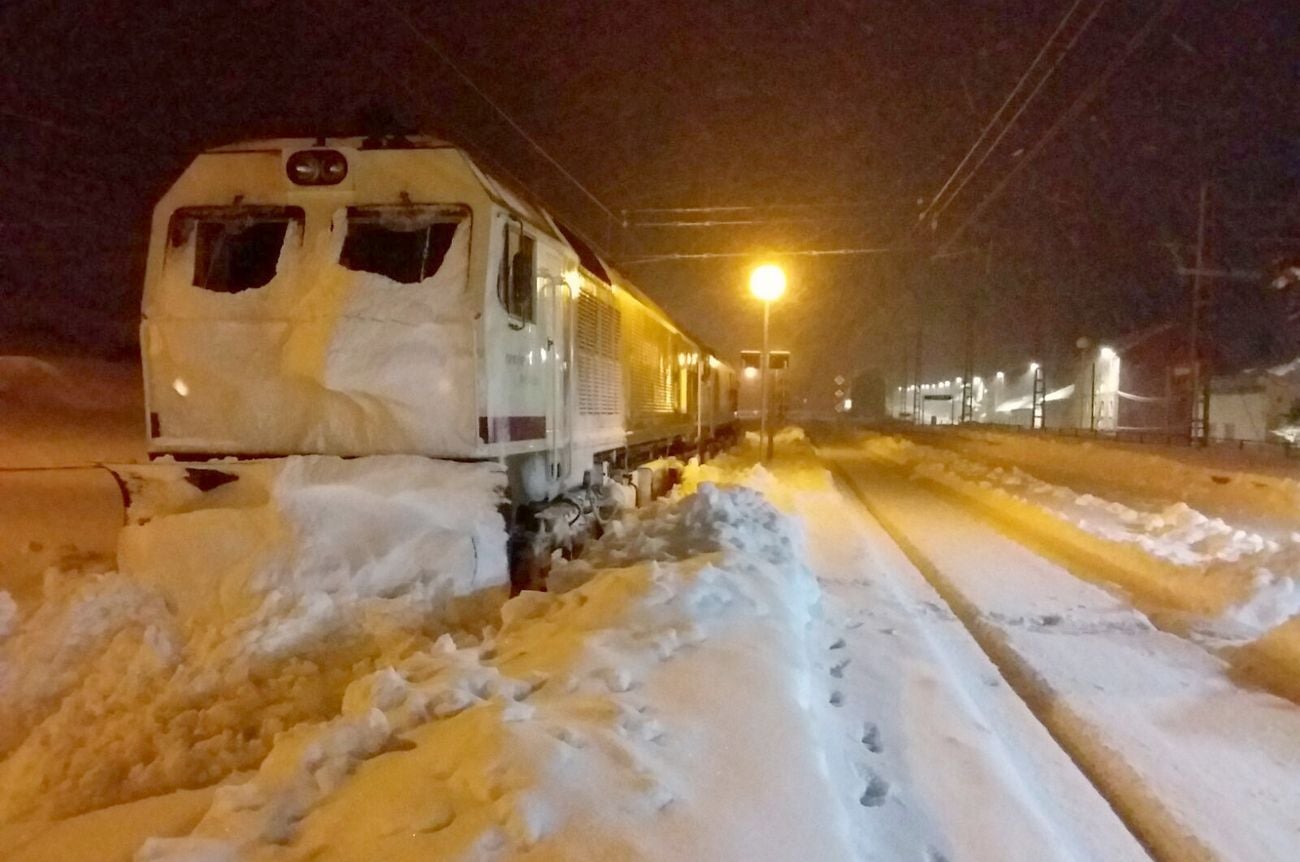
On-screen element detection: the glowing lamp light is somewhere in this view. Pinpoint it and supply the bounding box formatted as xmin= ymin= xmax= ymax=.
xmin=172 ymin=378 xmax=189 ymax=397
xmin=843 ymin=398 xmax=853 ymax=410
xmin=996 ymin=371 xmax=1005 ymax=379
xmin=1029 ymin=362 xmax=1040 ymax=373
xmin=563 ymin=269 xmax=582 ymax=298
xmin=749 ymin=264 xmax=787 ymax=302
xmin=708 ymin=356 xmax=721 ymax=369
xmin=744 ymin=366 xmax=760 ymax=380
xmin=1099 ymin=346 xmax=1116 ymax=360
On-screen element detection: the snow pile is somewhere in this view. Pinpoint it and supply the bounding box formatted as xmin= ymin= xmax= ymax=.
xmin=137 ymin=482 xmax=851 ymax=862
xmin=917 ymin=461 xmax=1279 ymax=568
xmin=861 ymin=434 xmax=1300 ymax=635
xmin=947 ymin=429 xmax=1300 ymax=525
xmin=548 ymin=481 xmax=800 ymax=593
xmin=0 ymin=355 xmax=143 ymax=467
xmin=0 ymin=456 xmax=506 ymax=822
xmin=0 ymin=356 xmax=134 ymax=413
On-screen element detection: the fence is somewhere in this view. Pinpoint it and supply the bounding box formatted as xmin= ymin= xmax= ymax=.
xmin=943 ymin=421 xmax=1300 ymax=460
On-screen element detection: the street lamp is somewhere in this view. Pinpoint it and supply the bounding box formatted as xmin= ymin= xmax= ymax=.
xmin=749 ymin=264 xmax=786 ymax=461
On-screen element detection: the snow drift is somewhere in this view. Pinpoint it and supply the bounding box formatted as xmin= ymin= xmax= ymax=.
xmin=0 ymin=456 xmax=507 ymax=821
xmin=135 ymin=481 xmax=851 ymax=861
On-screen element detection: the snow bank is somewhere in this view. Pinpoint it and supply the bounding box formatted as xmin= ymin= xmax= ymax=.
xmin=0 ymin=356 xmax=134 ymax=413
xmin=860 ymin=434 xmax=1300 ymax=636
xmin=837 ymin=448 xmax=1300 ymax=862
xmin=947 ymin=429 xmax=1300 ymax=527
xmin=548 ymin=481 xmax=799 ymax=593
xmin=137 ymin=482 xmax=853 ymax=861
xmin=0 ymin=355 xmax=143 ymax=467
xmin=0 ymin=456 xmax=506 ymax=821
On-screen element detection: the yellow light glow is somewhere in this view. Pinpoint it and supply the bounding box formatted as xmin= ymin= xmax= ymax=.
xmin=1099 ymin=346 xmax=1116 ymax=360
xmin=172 ymin=378 xmax=189 ymax=397
xmin=749 ymin=264 xmax=787 ymax=302
xmin=744 ymin=366 xmax=760 ymax=380
xmin=563 ymin=269 xmax=582 ymax=298
xmin=708 ymin=356 xmax=721 ymax=369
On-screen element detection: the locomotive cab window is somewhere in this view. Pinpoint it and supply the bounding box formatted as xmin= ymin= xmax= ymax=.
xmin=498 ymin=220 xmax=536 ymax=324
xmin=169 ymin=206 xmax=304 ymax=294
xmin=340 ymin=205 xmax=467 ymax=285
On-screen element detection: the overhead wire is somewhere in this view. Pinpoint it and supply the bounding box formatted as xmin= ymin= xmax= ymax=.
xmin=378 ymin=0 xmax=619 ymax=226
xmin=620 ymin=246 xmax=904 ymax=264
xmin=915 ymin=0 xmax=1091 ymax=231
xmin=937 ymin=0 xmax=1186 ymax=254
xmin=927 ymin=0 xmax=1112 ymax=227
xmin=624 ymin=202 xmax=893 ymax=215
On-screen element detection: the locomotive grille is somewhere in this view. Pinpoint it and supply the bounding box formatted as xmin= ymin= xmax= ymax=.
xmin=625 ymin=302 xmax=676 ymax=414
xmin=577 ymin=289 xmax=622 ymax=415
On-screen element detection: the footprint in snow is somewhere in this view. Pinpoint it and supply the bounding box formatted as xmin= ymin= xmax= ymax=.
xmin=829 ymin=637 xmax=846 ymax=650
xmin=829 ymin=691 xmax=844 ymax=707
xmin=859 ymin=771 xmax=890 ymax=807
xmin=549 ymin=726 xmax=588 ymax=749
xmin=861 ymin=722 xmax=882 ymax=753
xmin=830 ymin=658 xmax=851 ymax=678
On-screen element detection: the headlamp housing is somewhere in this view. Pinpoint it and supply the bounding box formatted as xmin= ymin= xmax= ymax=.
xmin=286 ymin=149 xmax=348 ymax=186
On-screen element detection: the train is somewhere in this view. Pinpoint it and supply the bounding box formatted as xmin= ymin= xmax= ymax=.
xmin=136 ymin=132 xmax=739 ymax=580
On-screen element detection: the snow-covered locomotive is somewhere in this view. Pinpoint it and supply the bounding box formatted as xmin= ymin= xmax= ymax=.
xmin=139 ymin=134 xmax=738 ymax=522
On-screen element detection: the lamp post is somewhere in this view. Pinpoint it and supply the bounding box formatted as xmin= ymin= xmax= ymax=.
xmin=749 ymin=264 xmax=786 ymax=462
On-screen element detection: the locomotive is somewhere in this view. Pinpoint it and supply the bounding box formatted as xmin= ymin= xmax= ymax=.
xmin=136 ymin=134 xmax=738 ymax=578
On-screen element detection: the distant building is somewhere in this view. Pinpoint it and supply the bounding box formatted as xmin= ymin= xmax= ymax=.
xmin=1109 ymin=322 xmax=1193 ymax=434
xmin=1209 ymin=359 xmax=1300 ymax=442
xmin=848 ymin=371 xmax=886 ymax=421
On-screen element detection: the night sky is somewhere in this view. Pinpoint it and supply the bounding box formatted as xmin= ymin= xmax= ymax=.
xmin=1 ymin=0 xmax=1295 ymax=405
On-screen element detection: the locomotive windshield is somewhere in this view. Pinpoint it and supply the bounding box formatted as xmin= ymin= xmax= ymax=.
xmin=169 ymin=206 xmax=304 ymax=294
xmin=340 ymin=205 xmax=468 ymax=285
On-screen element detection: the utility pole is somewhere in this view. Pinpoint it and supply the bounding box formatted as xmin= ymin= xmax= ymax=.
xmin=962 ymin=242 xmax=991 ymax=424
xmin=1189 ymin=180 xmax=1210 ymax=444
xmin=912 ymin=322 xmax=924 ymax=424
xmin=900 ymin=330 xmax=911 ymax=420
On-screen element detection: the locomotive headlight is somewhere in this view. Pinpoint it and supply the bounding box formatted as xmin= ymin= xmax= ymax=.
xmin=286 ymin=149 xmax=348 ymax=186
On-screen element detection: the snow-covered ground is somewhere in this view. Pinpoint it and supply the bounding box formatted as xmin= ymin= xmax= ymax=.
xmin=859 ymin=432 xmax=1300 ymax=661
xmin=0 ymin=426 xmax=858 ymax=860
xmin=825 ymin=438 xmax=1300 ymax=862
xmin=684 ymin=433 xmax=1149 ymax=862
xmin=0 ymin=355 xmax=143 ymax=468
xmin=0 ymin=355 xmax=143 ymax=606
xmin=6 ymin=368 xmax=1300 ymax=862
